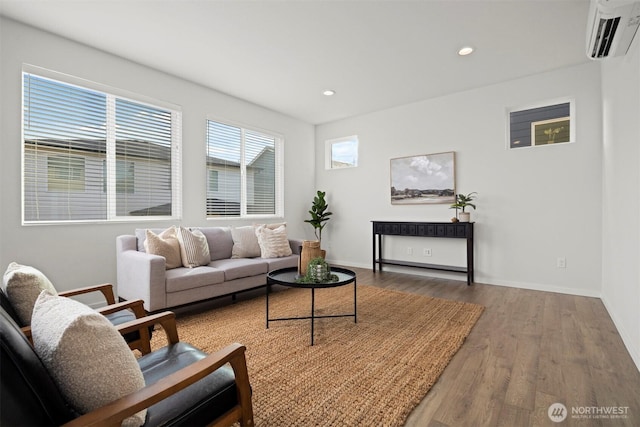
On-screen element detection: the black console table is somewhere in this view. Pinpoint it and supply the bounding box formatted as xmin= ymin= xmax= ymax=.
xmin=372 ymin=221 xmax=474 ymax=285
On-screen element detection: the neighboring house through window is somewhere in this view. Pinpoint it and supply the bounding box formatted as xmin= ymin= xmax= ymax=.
xmin=508 ymin=99 xmax=575 ymax=149
xmin=22 ymin=66 xmax=182 ymax=223
xmin=206 ymin=119 xmax=283 ymax=218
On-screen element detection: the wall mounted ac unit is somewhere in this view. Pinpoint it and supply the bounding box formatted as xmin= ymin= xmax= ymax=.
xmin=586 ymin=0 xmax=640 ymax=59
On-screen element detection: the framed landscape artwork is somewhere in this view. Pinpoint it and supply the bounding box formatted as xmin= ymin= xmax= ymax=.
xmin=390 ymin=151 xmax=456 ymax=205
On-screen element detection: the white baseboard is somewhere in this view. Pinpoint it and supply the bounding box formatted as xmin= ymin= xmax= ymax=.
xmin=600 ymin=295 xmax=640 ymax=372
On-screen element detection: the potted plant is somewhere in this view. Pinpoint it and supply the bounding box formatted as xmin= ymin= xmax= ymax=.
xmin=304 ymin=190 xmax=333 ymax=248
xmin=300 ymin=191 xmax=332 ymax=274
xmin=450 ymin=192 xmax=477 ymax=222
xmin=296 ymin=257 xmax=339 ymax=284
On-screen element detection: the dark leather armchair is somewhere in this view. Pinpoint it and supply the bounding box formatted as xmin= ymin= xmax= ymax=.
xmin=0 ymin=283 xmax=152 ymax=354
xmin=0 ymin=306 xmax=254 ymax=427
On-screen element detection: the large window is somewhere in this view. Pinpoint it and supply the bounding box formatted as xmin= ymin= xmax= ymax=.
xmin=22 ymin=68 xmax=181 ymax=223
xmin=206 ymin=119 xmax=283 ymax=218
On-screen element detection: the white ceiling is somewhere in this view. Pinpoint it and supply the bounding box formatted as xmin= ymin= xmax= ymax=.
xmin=0 ymin=0 xmax=592 ymax=124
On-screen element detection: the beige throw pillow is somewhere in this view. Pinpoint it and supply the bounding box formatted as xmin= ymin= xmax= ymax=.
xmin=31 ymin=291 xmax=146 ymax=427
xmin=144 ymin=226 xmax=182 ymax=269
xmin=231 ymin=226 xmax=262 ymax=258
xmin=2 ymin=262 xmax=58 ymax=326
xmin=176 ymin=227 xmax=211 ymax=268
xmin=255 ymin=225 xmax=292 ymax=258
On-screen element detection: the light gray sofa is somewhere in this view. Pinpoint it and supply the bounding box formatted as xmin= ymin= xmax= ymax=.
xmin=116 ymin=226 xmax=301 ymax=312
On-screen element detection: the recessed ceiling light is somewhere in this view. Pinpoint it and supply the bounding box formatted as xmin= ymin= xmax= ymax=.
xmin=458 ymin=46 xmax=474 ymax=56
xmin=323 ymin=90 xmax=336 ymax=96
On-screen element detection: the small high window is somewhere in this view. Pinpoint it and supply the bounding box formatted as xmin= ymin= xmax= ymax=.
xmin=325 ymin=135 xmax=358 ymax=169
xmin=508 ymin=100 xmax=575 ymax=149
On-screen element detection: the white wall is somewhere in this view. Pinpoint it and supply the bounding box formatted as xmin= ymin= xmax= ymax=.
xmin=601 ymin=39 xmax=640 ymax=369
xmin=0 ymin=18 xmax=315 ymax=298
xmin=315 ymin=62 xmax=603 ymax=297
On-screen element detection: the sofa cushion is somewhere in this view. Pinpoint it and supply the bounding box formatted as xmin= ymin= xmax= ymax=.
xmin=255 ymin=224 xmax=293 ymax=258
xmin=2 ymin=262 xmax=58 ymax=326
xmin=177 ymin=227 xmax=211 ymax=268
xmin=196 ymin=227 xmax=234 ymax=261
xmin=144 ymin=227 xmax=182 ymax=270
xmin=209 ymin=258 xmax=268 ymax=281
xmin=165 ymin=267 xmax=225 ymax=293
xmin=264 ymin=254 xmax=299 ymax=271
xmin=31 ymin=291 xmax=146 ymax=426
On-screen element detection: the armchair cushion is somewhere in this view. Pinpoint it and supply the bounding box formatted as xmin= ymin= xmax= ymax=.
xmin=139 ymin=342 xmax=238 ymax=426
xmin=31 ymin=291 xmax=147 ymax=426
xmin=2 ymin=262 xmax=58 ymax=325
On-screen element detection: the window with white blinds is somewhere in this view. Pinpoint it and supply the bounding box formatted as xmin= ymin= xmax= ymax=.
xmin=22 ymin=69 xmax=181 ymax=223
xmin=206 ymin=119 xmax=283 ymax=218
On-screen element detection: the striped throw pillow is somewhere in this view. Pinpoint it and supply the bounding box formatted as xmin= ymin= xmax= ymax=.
xmin=177 ymin=227 xmax=211 ymax=268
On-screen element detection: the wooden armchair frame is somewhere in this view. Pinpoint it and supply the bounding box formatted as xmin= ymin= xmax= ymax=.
xmin=62 ymin=311 xmax=254 ymax=427
xmin=20 ymin=283 xmax=151 ymax=354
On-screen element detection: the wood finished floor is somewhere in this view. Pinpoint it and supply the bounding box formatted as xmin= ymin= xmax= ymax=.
xmin=347 ymin=267 xmax=640 ymax=427
xmin=179 ymin=267 xmax=640 ymax=426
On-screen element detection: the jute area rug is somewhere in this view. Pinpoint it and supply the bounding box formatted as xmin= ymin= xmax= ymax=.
xmin=150 ymin=284 xmax=484 ymax=427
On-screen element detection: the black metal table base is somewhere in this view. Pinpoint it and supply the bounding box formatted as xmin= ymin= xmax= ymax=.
xmin=265 ymin=281 xmax=357 ymax=346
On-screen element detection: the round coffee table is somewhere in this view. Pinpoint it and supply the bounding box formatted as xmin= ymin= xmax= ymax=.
xmin=266 ymin=266 xmax=357 ymax=345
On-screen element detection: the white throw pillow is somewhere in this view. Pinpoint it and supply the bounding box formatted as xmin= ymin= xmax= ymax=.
xmin=2 ymin=262 xmax=58 ymax=325
xmin=144 ymin=226 xmax=182 ymax=269
xmin=255 ymin=225 xmax=293 ymax=258
xmin=31 ymin=291 xmax=146 ymax=426
xmin=231 ymin=226 xmax=262 ymax=258
xmin=176 ymin=227 xmax=211 ymax=268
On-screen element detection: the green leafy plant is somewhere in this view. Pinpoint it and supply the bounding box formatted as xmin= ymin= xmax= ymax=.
xmin=296 ymin=257 xmax=339 ymax=284
xmin=450 ymin=192 xmax=478 ymax=213
xmin=304 ymin=190 xmax=333 ymax=247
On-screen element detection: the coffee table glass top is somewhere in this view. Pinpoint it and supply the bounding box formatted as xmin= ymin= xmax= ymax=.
xmin=267 ymin=266 xmax=356 ymax=288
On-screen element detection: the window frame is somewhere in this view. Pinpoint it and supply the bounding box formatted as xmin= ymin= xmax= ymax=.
xmin=205 ymin=117 xmax=284 ymax=220
xmin=21 ymin=64 xmax=182 ymax=225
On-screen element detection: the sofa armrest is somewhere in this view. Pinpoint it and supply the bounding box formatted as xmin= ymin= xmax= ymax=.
xmin=288 ymin=239 xmax=304 ymax=255
xmin=116 ymin=235 xmax=167 ymax=312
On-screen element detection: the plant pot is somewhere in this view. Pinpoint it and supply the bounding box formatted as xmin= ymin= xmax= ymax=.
xmin=299 ymin=240 xmax=326 ymax=275
xmin=459 ymin=212 xmax=471 ymax=222
xmin=310 ymin=262 xmax=331 ymax=282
